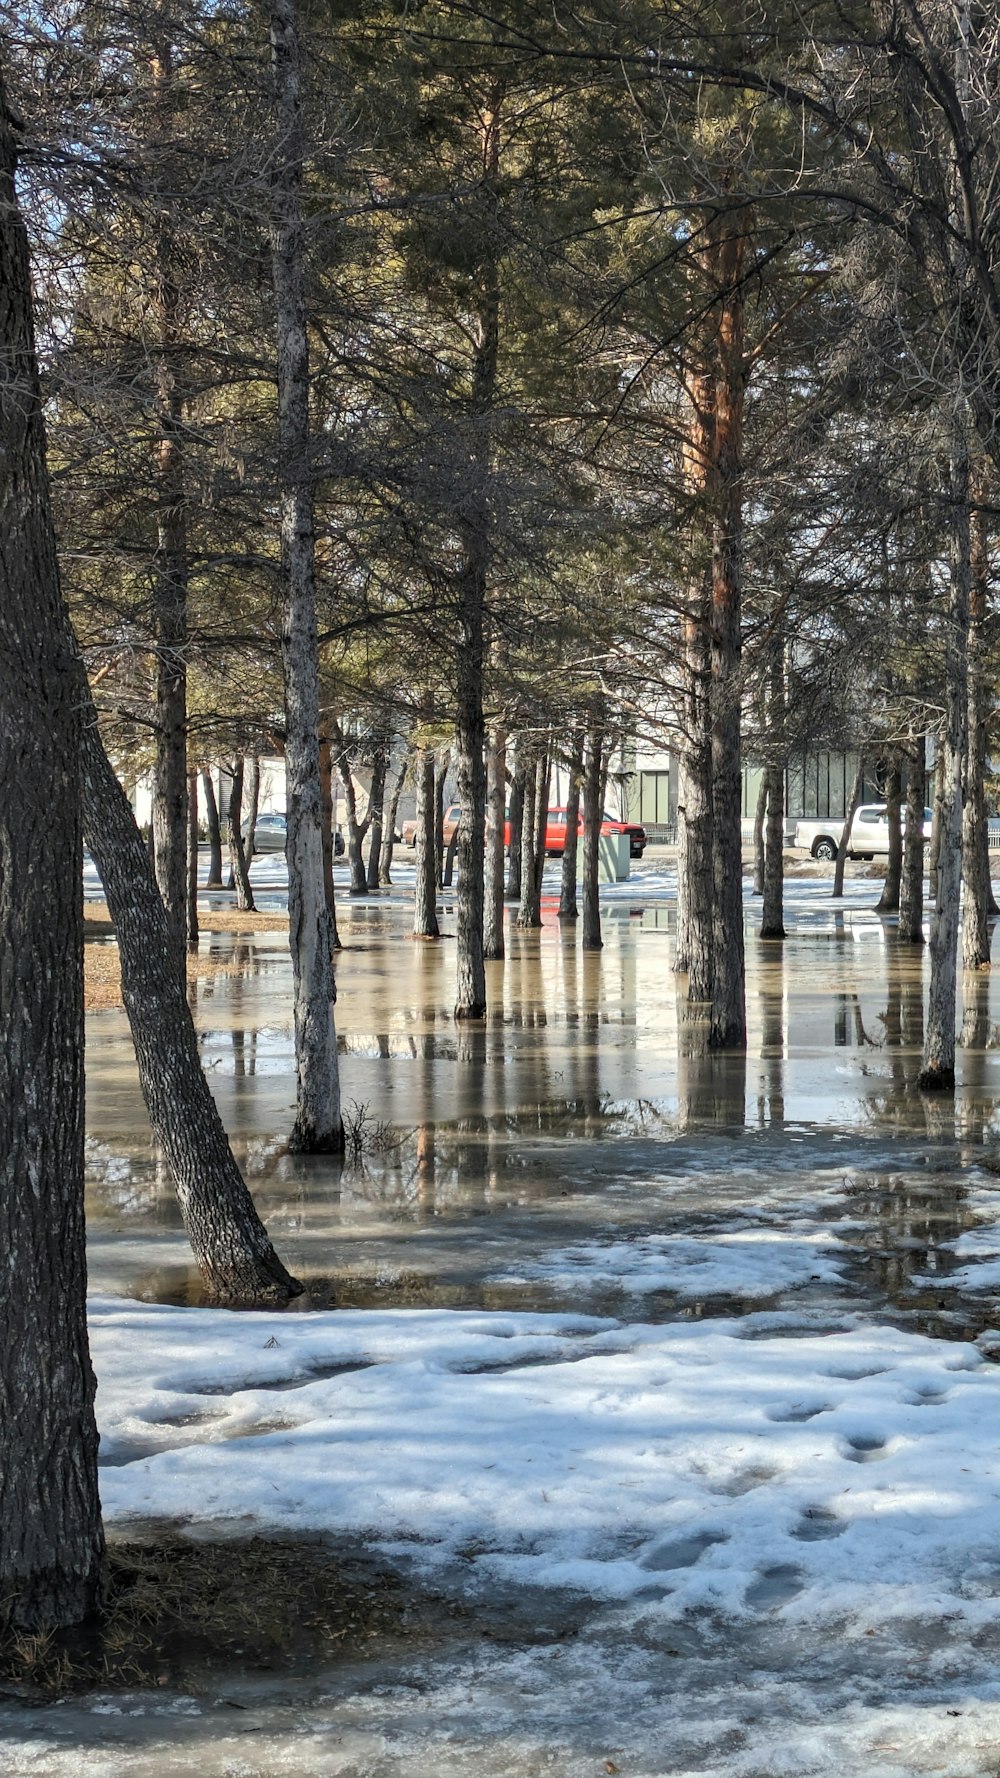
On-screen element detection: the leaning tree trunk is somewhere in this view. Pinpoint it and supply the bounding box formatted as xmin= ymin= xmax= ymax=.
xmin=269 ymin=0 xmax=342 ymax=1151
xmin=484 ymin=723 xmax=507 ymax=959
xmin=434 ymin=747 xmax=450 ymax=889
xmin=186 ymin=765 xmax=199 ymax=947
xmin=149 ymin=35 xmax=188 ymax=983
xmin=413 ymin=744 xmax=440 ymax=939
xmin=226 ymin=758 xmax=256 ymax=912
xmin=559 ymin=728 xmax=584 ymax=922
xmin=876 ymin=754 xmax=903 ymax=913
xmin=920 ymin=414 xmax=971 ymax=1090
xmin=0 ymin=75 xmax=104 ymax=1628
xmin=963 ymin=495 xmax=996 ymax=966
xmin=515 ymin=746 xmax=541 ymax=928
xmin=201 ymin=767 xmax=224 ymax=886
xmin=81 ymin=720 xmax=302 ymax=1300
xmin=581 ymin=721 xmax=604 ymax=951
xmin=833 ymin=756 xmax=865 ymax=899
xmin=899 ymin=736 xmax=926 ymax=945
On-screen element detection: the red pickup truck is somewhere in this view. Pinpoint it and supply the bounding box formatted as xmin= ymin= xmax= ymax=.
xmin=402 ymin=804 xmax=647 ymax=859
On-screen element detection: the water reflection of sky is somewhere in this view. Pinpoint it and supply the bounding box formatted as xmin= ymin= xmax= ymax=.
xmin=83 ymin=889 xmax=1000 ymax=1334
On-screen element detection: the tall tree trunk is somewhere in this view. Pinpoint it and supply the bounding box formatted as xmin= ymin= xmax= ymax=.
xmin=453 ymin=82 xmax=502 ymax=1019
xmin=81 ymin=721 xmax=303 ymax=1301
xmin=365 ymin=732 xmax=389 ymax=892
xmin=186 ymin=764 xmax=199 ymax=947
xmin=559 ymin=729 xmax=584 ymax=922
xmin=379 ymin=749 xmax=409 ymax=886
xmin=333 ymin=729 xmax=368 ymax=896
xmin=515 ymin=745 xmax=541 ymax=928
xmin=149 ymin=34 xmax=188 ymax=982
xmin=0 ymin=77 xmax=103 ymax=1627
xmin=963 ymin=494 xmax=996 ymax=965
xmin=833 ymin=756 xmax=865 ymax=899
xmin=751 ymin=775 xmax=767 ymax=896
xmin=413 ymin=745 xmax=440 ymax=939
xmin=269 ymin=0 xmax=342 ymax=1151
xmin=226 ymin=758 xmax=256 ymax=912
xmin=899 ymin=736 xmax=926 ymax=945
xmin=708 ymin=218 xmax=747 ymax=1052
xmin=876 ymin=754 xmax=903 ymax=913
xmin=582 ymin=722 xmax=604 ymax=951
xmin=434 ymin=747 xmax=450 ymax=889
xmin=317 ymin=731 xmax=341 ymax=945
xmin=532 ymin=748 xmax=551 ymax=897
xmin=242 ymin=753 xmax=261 ymax=871
xmin=760 ymin=766 xmax=785 ymax=938
xmin=201 ymin=767 xmax=224 ymax=886
xmin=505 ymin=753 xmax=525 ymax=900
xmin=929 ymin=754 xmax=943 ymax=903
xmin=920 ymin=413 xmax=971 ymax=1090
xmin=484 ymin=724 xmax=507 ymax=959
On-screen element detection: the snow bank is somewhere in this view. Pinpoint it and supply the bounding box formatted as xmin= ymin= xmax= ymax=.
xmin=93 ymin=1298 xmax=1000 ymax=1634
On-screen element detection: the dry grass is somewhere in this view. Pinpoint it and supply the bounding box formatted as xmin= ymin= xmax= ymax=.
xmin=0 ymin=1537 xmax=468 ymax=1696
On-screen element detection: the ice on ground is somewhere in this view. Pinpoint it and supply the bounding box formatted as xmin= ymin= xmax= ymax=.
xmin=489 ymin=1221 xmax=847 ymax=1299
xmin=93 ymin=1298 xmax=1000 ymax=1634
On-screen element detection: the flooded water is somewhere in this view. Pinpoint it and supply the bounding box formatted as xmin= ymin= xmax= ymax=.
xmin=84 ymin=881 xmax=1000 ymax=1342
xmin=12 ymin=870 xmax=1000 ymax=1778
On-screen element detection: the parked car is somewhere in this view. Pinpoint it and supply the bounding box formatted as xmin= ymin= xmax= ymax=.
xmin=402 ymin=804 xmax=461 ymax=848
xmin=794 ymin=804 xmax=932 ymax=862
xmin=541 ymin=807 xmax=647 ymax=859
xmin=244 ymin=812 xmax=345 ymax=855
xmin=402 ymin=804 xmax=647 ymax=859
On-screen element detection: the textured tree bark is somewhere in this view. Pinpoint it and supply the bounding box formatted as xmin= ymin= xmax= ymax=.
xmin=899 ymin=737 xmax=926 ymax=945
xmin=317 ymin=732 xmax=341 ymax=942
xmin=582 ymin=723 xmax=604 ymax=951
xmin=186 ymin=765 xmax=199 ymax=947
xmin=760 ymin=765 xmax=785 ymax=939
xmin=559 ymin=729 xmax=584 ymax=922
xmin=920 ymin=417 xmax=970 ymax=1090
xmin=413 ymin=746 xmax=440 ymax=939
xmin=434 ymin=748 xmax=450 ymax=889
xmin=333 ymin=728 xmax=368 ymax=896
xmin=269 ymin=0 xmax=342 ymax=1151
xmin=483 ymin=725 xmax=507 ymax=959
xmin=532 ymin=750 xmax=551 ymax=898
xmin=929 ymin=756 xmax=942 ymax=904
xmin=505 ymin=756 xmax=525 ymax=900
xmin=379 ymin=750 xmax=409 ymax=885
xmin=708 ymin=220 xmax=747 ymax=1052
xmin=226 ymin=758 xmax=256 ymax=912
xmin=833 ymin=758 xmax=865 ymax=899
xmin=751 ymin=776 xmax=767 ymax=896
xmin=963 ymin=497 xmax=996 ymax=965
xmin=149 ymin=35 xmax=188 ymax=982
xmin=81 ymin=721 xmax=302 ymax=1300
xmin=876 ymin=756 xmax=903 ymax=914
xmin=243 ymin=754 xmax=261 ymax=871
xmin=0 ymin=74 xmax=104 ymax=1628
xmin=201 ymin=768 xmax=224 ymax=886
xmin=365 ymin=733 xmax=389 ymax=891
xmin=515 ymin=747 xmax=541 ymax=928
xmin=675 ymin=344 xmax=714 ymax=1001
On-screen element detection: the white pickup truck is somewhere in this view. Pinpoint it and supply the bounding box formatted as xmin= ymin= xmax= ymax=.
xmin=794 ymin=803 xmax=933 ymax=862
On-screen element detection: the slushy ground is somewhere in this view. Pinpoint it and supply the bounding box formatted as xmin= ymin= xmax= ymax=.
xmin=9 ymin=859 xmax=1000 ymax=1777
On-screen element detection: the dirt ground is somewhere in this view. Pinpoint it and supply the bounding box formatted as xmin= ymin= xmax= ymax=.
xmin=84 ymin=903 xmax=289 ymax=1013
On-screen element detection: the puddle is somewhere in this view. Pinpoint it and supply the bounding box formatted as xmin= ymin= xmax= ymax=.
xmin=640 ymin=1531 xmax=726 ymax=1571
xmin=745 ymin=1564 xmax=806 ymax=1610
